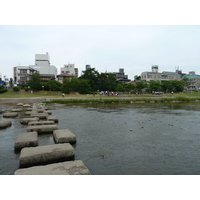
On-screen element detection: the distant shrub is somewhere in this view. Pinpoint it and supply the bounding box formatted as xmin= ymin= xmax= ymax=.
xmin=24 ymin=87 xmax=29 ymax=91
xmin=0 ymin=89 xmax=8 ymax=93
xmin=13 ymin=86 xmax=20 ymax=92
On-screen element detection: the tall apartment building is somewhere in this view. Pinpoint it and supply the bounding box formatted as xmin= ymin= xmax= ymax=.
xmin=14 ymin=52 xmax=57 ymax=86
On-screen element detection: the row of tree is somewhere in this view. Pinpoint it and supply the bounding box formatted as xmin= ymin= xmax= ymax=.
xmin=27 ymin=68 xmax=190 ymax=94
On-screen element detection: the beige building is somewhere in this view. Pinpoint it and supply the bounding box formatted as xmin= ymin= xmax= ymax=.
xmin=141 ymin=65 xmax=181 ymax=82
xmin=57 ymin=73 xmax=72 ymax=83
xmin=61 ymin=64 xmax=78 ymax=78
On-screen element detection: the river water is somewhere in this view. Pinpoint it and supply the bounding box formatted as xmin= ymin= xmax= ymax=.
xmin=1 ymin=102 xmax=200 ymax=175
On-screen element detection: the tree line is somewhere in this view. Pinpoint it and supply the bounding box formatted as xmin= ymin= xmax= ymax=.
xmin=24 ymin=68 xmax=190 ymax=94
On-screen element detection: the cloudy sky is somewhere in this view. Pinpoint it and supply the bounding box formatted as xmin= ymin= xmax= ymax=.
xmin=1 ymin=25 xmax=200 ymax=80
xmin=1 ymin=1 xmax=200 ymax=81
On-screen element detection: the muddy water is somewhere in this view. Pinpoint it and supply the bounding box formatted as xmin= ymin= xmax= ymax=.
xmin=1 ymin=102 xmax=200 ymax=175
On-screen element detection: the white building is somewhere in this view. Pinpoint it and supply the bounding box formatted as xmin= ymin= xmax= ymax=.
xmin=13 ymin=52 xmax=57 ymax=86
xmin=30 ymin=52 xmax=57 ymax=76
xmin=13 ymin=66 xmax=32 ymax=86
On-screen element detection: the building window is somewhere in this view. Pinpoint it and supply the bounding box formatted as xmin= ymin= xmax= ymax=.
xmin=20 ymin=76 xmax=25 ymax=80
xmin=20 ymin=69 xmax=27 ymax=74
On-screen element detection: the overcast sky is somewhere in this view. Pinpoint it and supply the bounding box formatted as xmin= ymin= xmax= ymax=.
xmin=1 ymin=25 xmax=200 ymax=80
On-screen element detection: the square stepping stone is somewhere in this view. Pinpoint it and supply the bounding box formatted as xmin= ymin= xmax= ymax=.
xmin=53 ymin=129 xmax=76 ymax=144
xmin=14 ymin=160 xmax=90 ymax=175
xmin=14 ymin=131 xmax=38 ymax=152
xmin=27 ymin=124 xmax=58 ymax=133
xmin=28 ymin=121 xmax=55 ymax=126
xmin=46 ymin=116 xmax=58 ymax=123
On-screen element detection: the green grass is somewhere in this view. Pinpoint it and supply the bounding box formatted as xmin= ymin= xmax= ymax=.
xmin=44 ymin=96 xmax=200 ymax=104
xmin=1 ymin=90 xmax=200 ymax=103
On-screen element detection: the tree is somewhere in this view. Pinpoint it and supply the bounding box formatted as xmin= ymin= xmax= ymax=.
xmin=69 ymin=77 xmax=80 ymax=92
xmin=148 ymin=81 xmax=162 ymax=92
xmin=99 ymin=73 xmax=117 ymax=91
xmin=78 ymin=79 xmax=91 ymax=94
xmin=136 ymin=81 xmax=147 ymax=92
xmin=181 ymin=77 xmax=190 ymax=90
xmin=161 ymin=81 xmax=172 ymax=92
xmin=61 ymin=78 xmax=71 ymax=94
xmin=80 ymin=68 xmax=100 ymax=91
xmin=116 ymin=83 xmax=124 ymax=92
xmin=134 ymin=75 xmax=141 ymax=80
xmin=170 ymin=80 xmax=184 ymax=92
xmin=28 ymin=73 xmax=42 ymax=90
xmin=44 ymin=80 xmax=62 ymax=91
xmin=9 ymin=78 xmax=13 ymax=88
xmin=124 ymin=83 xmax=136 ymax=92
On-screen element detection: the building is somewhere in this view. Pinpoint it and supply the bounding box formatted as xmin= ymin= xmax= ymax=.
xmin=183 ymin=71 xmax=200 ymax=90
xmin=74 ymin=68 xmax=78 ymax=77
xmin=14 ymin=52 xmax=57 ymax=86
xmin=105 ymin=68 xmax=130 ymax=85
xmin=61 ymin=64 xmax=78 ymax=77
xmin=30 ymin=52 xmax=57 ymax=79
xmin=57 ymin=73 xmax=72 ymax=83
xmin=85 ymin=65 xmax=91 ymax=70
xmin=13 ymin=66 xmax=36 ymax=86
xmin=141 ymin=65 xmax=181 ymax=82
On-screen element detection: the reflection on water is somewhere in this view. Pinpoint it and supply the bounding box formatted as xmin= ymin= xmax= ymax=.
xmin=1 ymin=102 xmax=200 ymax=175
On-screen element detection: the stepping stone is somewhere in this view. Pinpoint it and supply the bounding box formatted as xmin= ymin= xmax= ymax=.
xmin=25 ymin=111 xmax=32 ymax=115
xmin=53 ymin=129 xmax=76 ymax=144
xmin=3 ymin=112 xmax=18 ymax=118
xmin=47 ymin=116 xmax=58 ymax=123
xmin=19 ymin=143 xmax=74 ymax=168
xmin=27 ymin=124 xmax=58 ymax=133
xmin=14 ymin=131 xmax=38 ymax=152
xmin=44 ymin=110 xmax=52 ymax=115
xmin=14 ymin=160 xmax=90 ymax=175
xmin=28 ymin=121 xmax=55 ymax=126
xmin=0 ymin=120 xmax=12 ymax=129
xmin=31 ymin=113 xmax=49 ymax=119
xmin=26 ymin=108 xmax=33 ymax=111
xmin=17 ymin=103 xmax=24 ymax=107
xmin=23 ymin=104 xmax=32 ymax=107
xmin=11 ymin=108 xmax=23 ymax=112
xmin=20 ymin=117 xmax=39 ymax=125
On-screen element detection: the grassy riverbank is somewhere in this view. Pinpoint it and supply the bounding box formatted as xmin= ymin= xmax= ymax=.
xmin=44 ymin=96 xmax=200 ymax=104
xmin=1 ymin=90 xmax=200 ymax=104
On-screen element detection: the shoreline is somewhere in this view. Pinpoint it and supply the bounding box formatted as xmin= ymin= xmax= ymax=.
xmin=1 ymin=96 xmax=199 ymax=106
xmin=0 ymin=98 xmax=47 ymax=105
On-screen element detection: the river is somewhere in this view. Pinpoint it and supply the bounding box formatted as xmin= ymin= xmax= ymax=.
xmin=0 ymin=102 xmax=200 ymax=175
